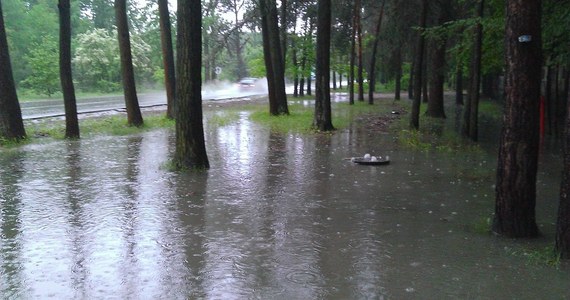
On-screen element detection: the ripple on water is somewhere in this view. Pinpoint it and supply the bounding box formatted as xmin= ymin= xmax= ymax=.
xmin=285 ymin=268 xmax=323 ymax=286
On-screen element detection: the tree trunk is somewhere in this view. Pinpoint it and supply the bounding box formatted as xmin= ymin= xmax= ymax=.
xmin=174 ymin=0 xmax=209 ymax=170
xmin=292 ymin=40 xmax=299 ymax=97
xmin=58 ymin=0 xmax=80 ymax=139
xmin=348 ymin=0 xmax=358 ymax=105
xmin=555 ymin=87 xmax=570 ymax=258
xmin=408 ymin=59 xmax=414 ymax=100
xmin=356 ymin=9 xmax=364 ymax=102
xmin=115 ymin=0 xmax=143 ymax=127
xmin=410 ymin=0 xmax=427 ymax=129
xmin=545 ymin=64 xmax=554 ymax=135
xmin=395 ymin=49 xmax=402 ymax=100
xmin=368 ymin=0 xmax=386 ymax=105
xmin=280 ymin=0 xmax=287 ymax=66
xmin=313 ymin=0 xmax=334 ymax=131
xmin=456 ymin=64 xmax=464 ymax=105
xmin=426 ymin=37 xmax=447 ymax=118
xmin=0 ymin=1 xmax=26 ymax=140
xmin=463 ymin=0 xmax=484 ymax=141
xmin=332 ymin=70 xmax=337 ymax=90
xmin=307 ymin=76 xmax=312 ymax=96
xmin=260 ymin=0 xmax=289 ymax=115
xmin=204 ymin=41 xmax=212 ymax=82
xmin=158 ymin=0 xmax=176 ymax=119
xmin=493 ymin=0 xmax=541 ymax=238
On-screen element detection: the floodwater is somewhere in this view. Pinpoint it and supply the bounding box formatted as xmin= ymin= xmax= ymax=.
xmin=1 ymin=108 xmax=568 ymax=299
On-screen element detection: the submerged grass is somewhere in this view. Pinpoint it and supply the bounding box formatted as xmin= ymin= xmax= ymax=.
xmin=21 ymin=114 xmax=175 ymax=143
xmin=506 ymin=245 xmax=561 ymax=267
xmin=250 ymin=104 xmax=315 ymax=133
xmin=249 ymin=99 xmax=394 ymax=134
xmin=392 ymin=103 xmax=486 ymax=155
xmin=206 ymin=111 xmax=241 ymax=127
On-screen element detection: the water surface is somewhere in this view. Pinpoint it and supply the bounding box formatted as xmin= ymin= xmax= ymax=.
xmin=1 ymin=111 xmax=568 ymax=299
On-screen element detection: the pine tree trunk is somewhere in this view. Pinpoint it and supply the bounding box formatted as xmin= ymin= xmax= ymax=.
xmin=59 ymin=0 xmax=80 ymax=139
xmin=426 ymin=38 xmax=447 ymax=118
xmin=260 ymin=0 xmax=288 ymax=115
xmin=348 ymin=1 xmax=358 ymax=105
xmin=456 ymin=64 xmax=464 ymax=105
xmin=158 ymin=0 xmax=176 ymax=119
xmin=115 ymin=0 xmax=143 ymax=127
xmin=395 ymin=49 xmax=402 ymax=100
xmin=174 ymin=0 xmax=209 ymax=170
xmin=410 ymin=0 xmax=427 ymax=129
xmin=356 ymin=8 xmax=364 ymax=102
xmin=313 ymin=0 xmax=334 ymax=131
xmin=0 ymin=2 xmax=26 ymax=140
xmin=463 ymin=0 xmax=484 ymax=141
xmin=555 ymin=88 xmax=570 ymax=258
xmin=493 ymin=0 xmax=541 ymax=238
xmin=368 ymin=0 xmax=386 ymax=105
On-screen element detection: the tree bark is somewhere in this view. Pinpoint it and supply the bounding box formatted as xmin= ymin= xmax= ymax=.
xmin=0 ymin=1 xmax=26 ymax=140
xmin=410 ymin=0 xmax=427 ymax=129
xmin=426 ymin=37 xmax=447 ymax=118
xmin=348 ymin=0 xmax=358 ymax=105
xmin=115 ymin=0 xmax=143 ymax=127
xmin=279 ymin=0 xmax=287 ymax=66
xmin=555 ymin=87 xmax=570 ymax=258
xmin=260 ymin=0 xmax=289 ymax=115
xmin=493 ymin=0 xmax=541 ymax=238
xmin=313 ymin=0 xmax=334 ymax=131
xmin=158 ymin=0 xmax=175 ymax=119
xmin=463 ymin=0 xmax=484 ymax=141
xmin=174 ymin=0 xmax=209 ymax=170
xmin=395 ymin=49 xmax=402 ymax=100
xmin=58 ymin=0 xmax=80 ymax=139
xmin=368 ymin=0 xmax=386 ymax=105
xmin=356 ymin=8 xmax=364 ymax=102
xmin=456 ymin=64 xmax=464 ymax=105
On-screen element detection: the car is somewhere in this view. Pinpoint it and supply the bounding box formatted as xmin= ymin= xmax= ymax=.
xmin=238 ymin=77 xmax=256 ymax=89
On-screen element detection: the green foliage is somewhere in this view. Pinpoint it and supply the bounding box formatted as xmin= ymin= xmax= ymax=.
xmin=21 ymin=37 xmax=60 ymax=97
xmin=73 ymin=28 xmax=121 ymax=91
xmin=3 ymin=0 xmax=59 ymax=83
xmin=543 ymin=0 xmax=570 ymax=65
xmin=72 ymin=28 xmax=154 ymax=92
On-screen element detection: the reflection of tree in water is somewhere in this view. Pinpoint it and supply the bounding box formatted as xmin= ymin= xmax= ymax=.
xmin=118 ymin=136 xmax=143 ymax=297
xmin=0 ymin=151 xmax=26 ymax=297
xmin=64 ymin=140 xmax=89 ymax=297
xmin=174 ymin=172 xmax=208 ymax=298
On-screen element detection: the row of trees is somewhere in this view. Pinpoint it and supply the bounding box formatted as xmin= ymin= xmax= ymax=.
xmin=1 ymin=0 xmax=570 ymax=257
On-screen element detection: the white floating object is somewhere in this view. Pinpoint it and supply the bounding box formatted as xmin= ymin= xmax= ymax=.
xmin=363 ymin=153 xmax=371 ymax=159
xmin=370 ymin=156 xmax=378 ymax=161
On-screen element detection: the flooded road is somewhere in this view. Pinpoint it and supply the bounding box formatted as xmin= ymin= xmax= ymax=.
xmin=1 ymin=110 xmax=568 ymax=299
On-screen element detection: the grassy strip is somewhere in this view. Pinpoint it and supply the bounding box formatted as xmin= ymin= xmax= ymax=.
xmin=249 ymin=99 xmax=393 ymax=134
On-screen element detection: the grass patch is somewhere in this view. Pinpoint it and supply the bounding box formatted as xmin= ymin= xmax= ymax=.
xmin=0 ymin=136 xmax=29 ymax=148
xmin=478 ymin=99 xmax=503 ymax=120
xmin=391 ymin=103 xmax=485 ymax=155
xmin=506 ymin=245 xmax=561 ymax=267
xmin=21 ymin=114 xmax=175 ymax=143
xmin=250 ymin=104 xmax=315 ymax=133
xmin=468 ymin=216 xmax=492 ymax=234
xmin=249 ymin=100 xmax=396 ymax=134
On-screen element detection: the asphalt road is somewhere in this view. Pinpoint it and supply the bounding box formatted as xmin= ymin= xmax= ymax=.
xmin=21 ymin=88 xmax=267 ymax=120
